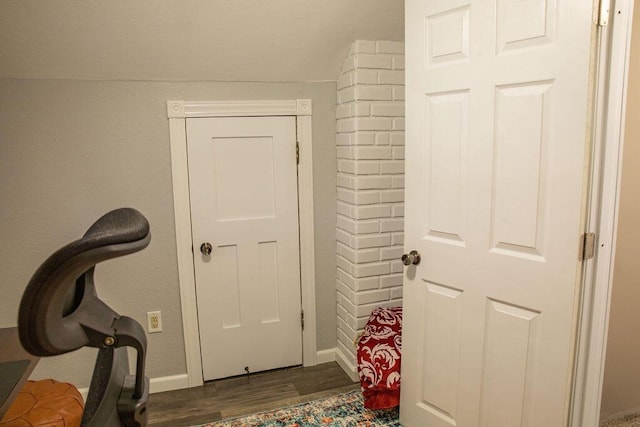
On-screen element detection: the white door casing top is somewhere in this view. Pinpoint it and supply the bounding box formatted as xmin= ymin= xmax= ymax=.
xmin=187 ymin=116 xmax=302 ymax=380
xmin=401 ymin=0 xmax=594 ymax=426
xmin=167 ymin=100 xmax=316 ymax=387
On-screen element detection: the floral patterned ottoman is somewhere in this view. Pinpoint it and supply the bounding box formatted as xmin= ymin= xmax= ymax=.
xmin=356 ymin=306 xmax=402 ymax=410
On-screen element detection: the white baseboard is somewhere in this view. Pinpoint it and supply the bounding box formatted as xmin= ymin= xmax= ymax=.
xmin=150 ymin=373 xmax=190 ymax=394
xmin=78 ymin=373 xmax=190 ymax=401
xmin=78 ymin=387 xmax=88 ymax=401
xmin=335 ymin=347 xmax=359 ymax=382
xmin=316 ymin=348 xmax=336 ymax=364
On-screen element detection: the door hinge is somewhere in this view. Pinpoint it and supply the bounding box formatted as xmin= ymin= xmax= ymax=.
xmin=597 ymin=0 xmax=610 ymax=26
xmin=301 ymin=310 xmax=305 ymax=331
xmin=579 ymin=232 xmax=596 ymax=261
xmin=296 ymin=141 xmax=300 ymax=165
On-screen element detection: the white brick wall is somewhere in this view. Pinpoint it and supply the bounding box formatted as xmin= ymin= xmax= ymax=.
xmin=336 ymin=40 xmax=405 ymax=377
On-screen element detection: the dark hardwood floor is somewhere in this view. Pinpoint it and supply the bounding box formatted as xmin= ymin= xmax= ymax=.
xmin=148 ymin=362 xmax=359 ymax=426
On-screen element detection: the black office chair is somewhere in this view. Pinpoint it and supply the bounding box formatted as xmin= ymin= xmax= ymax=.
xmin=18 ymin=208 xmax=151 ymax=426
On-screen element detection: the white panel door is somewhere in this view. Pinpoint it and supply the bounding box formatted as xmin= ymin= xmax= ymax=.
xmin=187 ymin=116 xmax=302 ymax=381
xmin=401 ymin=0 xmax=594 ymax=426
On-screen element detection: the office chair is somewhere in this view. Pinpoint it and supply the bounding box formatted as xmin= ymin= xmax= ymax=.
xmin=18 ymin=208 xmax=151 ymax=426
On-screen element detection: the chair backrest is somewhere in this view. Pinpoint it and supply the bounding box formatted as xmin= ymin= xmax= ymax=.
xmin=18 ymin=208 xmax=151 ymax=427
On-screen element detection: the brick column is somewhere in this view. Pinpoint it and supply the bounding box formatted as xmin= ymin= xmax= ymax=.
xmin=335 ymin=40 xmax=405 ymax=379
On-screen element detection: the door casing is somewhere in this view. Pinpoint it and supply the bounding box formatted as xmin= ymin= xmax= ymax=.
xmin=572 ymin=1 xmax=636 ymax=425
xmin=167 ymin=99 xmax=317 ymax=387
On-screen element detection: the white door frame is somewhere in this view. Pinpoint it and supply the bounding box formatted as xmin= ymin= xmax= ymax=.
xmin=571 ymin=1 xmax=635 ymax=425
xmin=167 ymin=99 xmax=317 ymax=387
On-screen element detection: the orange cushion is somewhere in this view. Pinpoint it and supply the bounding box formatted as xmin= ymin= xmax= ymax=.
xmin=1 ymin=379 xmax=84 ymax=427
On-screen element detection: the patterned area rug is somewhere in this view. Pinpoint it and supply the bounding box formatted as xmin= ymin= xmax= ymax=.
xmin=197 ymin=390 xmax=401 ymax=427
xmin=601 ymin=414 xmax=640 ymax=427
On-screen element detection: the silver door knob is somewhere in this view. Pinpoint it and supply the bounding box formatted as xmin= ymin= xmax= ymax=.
xmin=401 ymin=250 xmax=421 ymax=266
xmin=200 ymin=242 xmax=213 ymax=256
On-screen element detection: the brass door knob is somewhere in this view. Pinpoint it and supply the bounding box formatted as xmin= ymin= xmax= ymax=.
xmin=401 ymin=250 xmax=421 ymax=266
xmin=200 ymin=242 xmax=213 ymax=256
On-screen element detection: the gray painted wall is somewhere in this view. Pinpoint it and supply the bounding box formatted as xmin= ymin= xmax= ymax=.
xmin=0 ymin=79 xmax=337 ymax=387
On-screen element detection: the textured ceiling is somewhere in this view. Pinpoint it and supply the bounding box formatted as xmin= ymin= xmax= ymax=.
xmin=0 ymin=0 xmax=404 ymax=82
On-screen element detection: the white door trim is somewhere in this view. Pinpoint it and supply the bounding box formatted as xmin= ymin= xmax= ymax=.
xmin=571 ymin=1 xmax=635 ymax=425
xmin=167 ymin=99 xmax=317 ymax=387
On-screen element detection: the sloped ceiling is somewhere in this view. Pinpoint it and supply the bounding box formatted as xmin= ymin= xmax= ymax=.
xmin=0 ymin=0 xmax=404 ymax=82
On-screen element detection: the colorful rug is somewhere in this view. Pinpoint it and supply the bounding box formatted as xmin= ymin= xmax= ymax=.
xmin=601 ymin=413 xmax=640 ymax=427
xmin=198 ymin=390 xmax=401 ymax=427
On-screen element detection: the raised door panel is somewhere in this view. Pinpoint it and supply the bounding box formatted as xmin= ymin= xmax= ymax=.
xmin=490 ymin=81 xmax=553 ymax=261
xmin=424 ymin=90 xmax=469 ymax=246
xmin=480 ymin=300 xmax=541 ymax=427
xmin=212 ymin=136 xmax=276 ymax=221
xmin=418 ymin=282 xmax=464 ymax=425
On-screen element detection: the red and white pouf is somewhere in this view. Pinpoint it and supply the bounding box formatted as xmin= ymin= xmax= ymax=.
xmin=356 ymin=306 xmax=402 ymax=410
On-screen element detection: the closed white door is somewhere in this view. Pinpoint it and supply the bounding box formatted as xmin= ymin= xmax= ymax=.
xmin=187 ymin=116 xmax=302 ymax=381
xmin=401 ymin=0 xmax=594 ymax=426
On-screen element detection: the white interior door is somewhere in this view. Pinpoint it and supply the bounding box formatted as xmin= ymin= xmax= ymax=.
xmin=187 ymin=116 xmax=302 ymax=381
xmin=401 ymin=0 xmax=594 ymax=426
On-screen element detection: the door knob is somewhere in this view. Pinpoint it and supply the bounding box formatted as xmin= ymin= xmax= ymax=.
xmin=401 ymin=250 xmax=421 ymax=266
xmin=200 ymin=242 xmax=213 ymax=256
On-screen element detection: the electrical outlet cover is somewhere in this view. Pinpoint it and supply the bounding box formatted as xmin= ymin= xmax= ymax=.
xmin=147 ymin=311 xmax=163 ymax=333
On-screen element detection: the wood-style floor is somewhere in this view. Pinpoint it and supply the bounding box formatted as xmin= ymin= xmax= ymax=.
xmin=148 ymin=362 xmax=359 ymax=427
